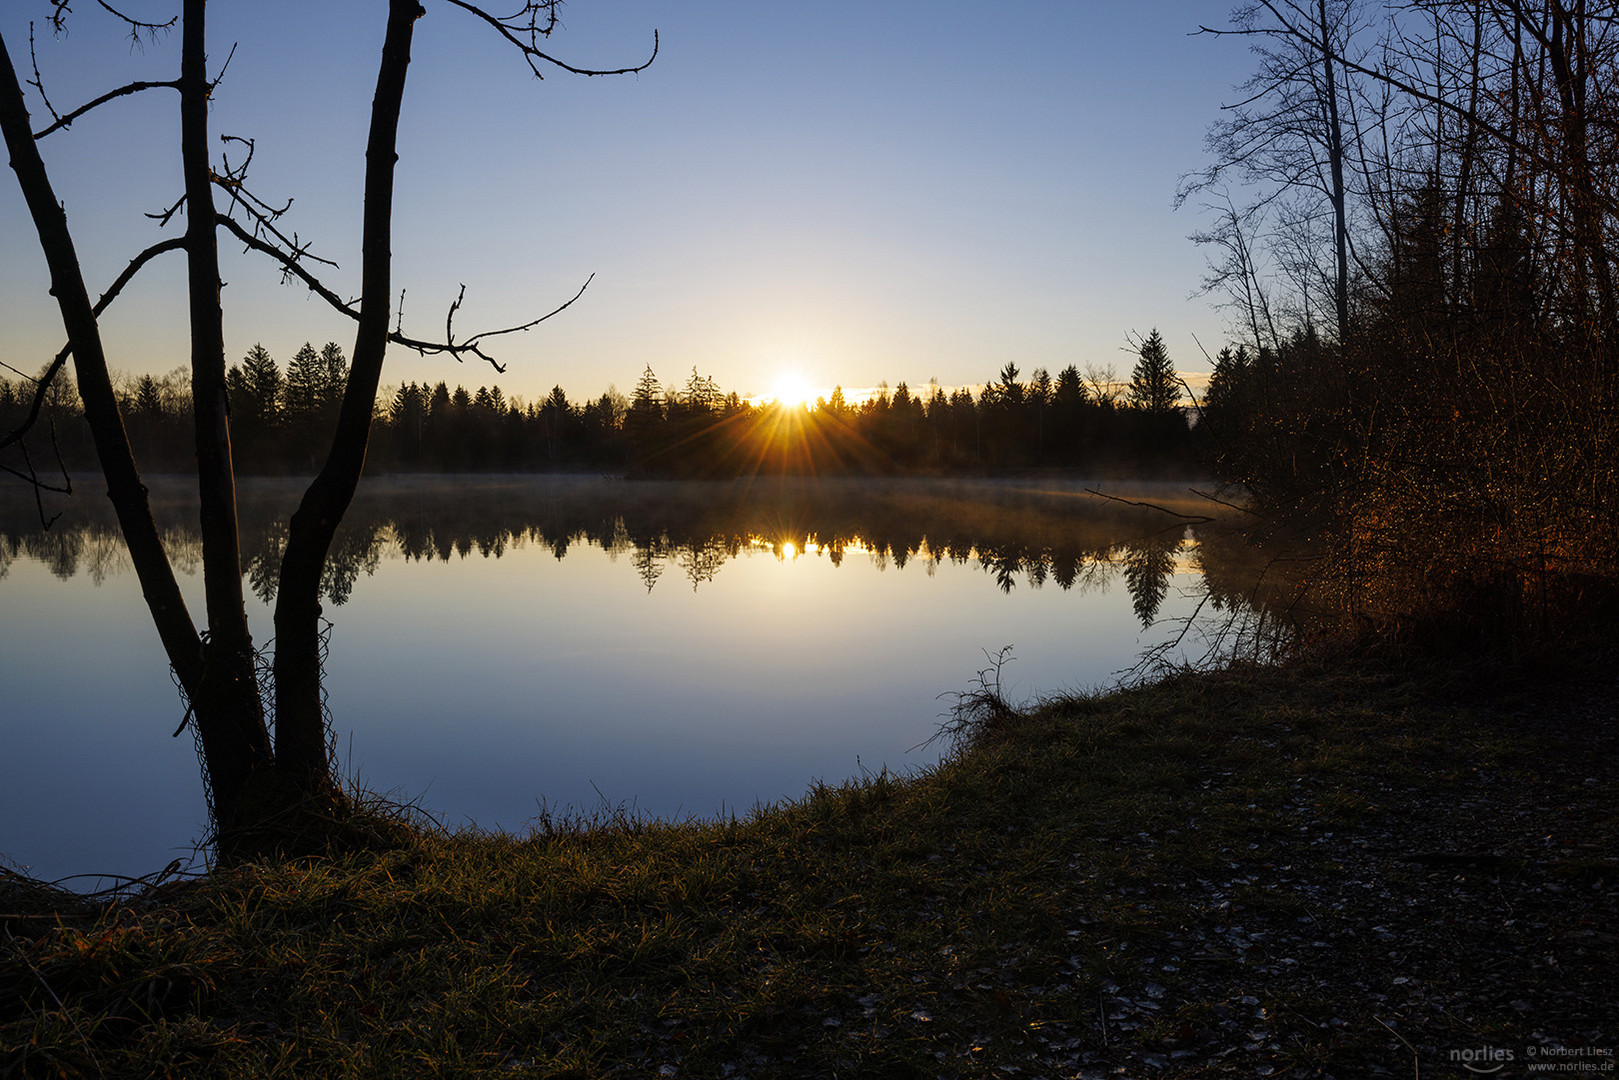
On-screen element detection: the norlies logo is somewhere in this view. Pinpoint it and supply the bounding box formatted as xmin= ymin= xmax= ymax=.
xmin=1451 ymin=1047 xmax=1516 ymax=1074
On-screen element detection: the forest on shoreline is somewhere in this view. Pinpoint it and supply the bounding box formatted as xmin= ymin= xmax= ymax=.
xmin=0 ymin=331 xmax=1197 ymax=479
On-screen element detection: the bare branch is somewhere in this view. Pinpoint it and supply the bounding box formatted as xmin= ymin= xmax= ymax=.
xmin=1084 ymin=488 xmax=1216 ymax=524
xmin=31 ymin=77 xmax=179 ymax=139
xmin=1 ymin=237 xmax=187 ymax=453
xmin=210 ymin=40 xmax=238 ymax=90
xmin=1188 ymin=487 xmax=1262 ymax=516
xmin=1 ymin=431 xmax=71 ymax=530
xmin=211 ymin=174 xmax=336 ymax=273
xmin=26 ymin=24 xmax=60 ymax=124
xmin=440 ymin=0 xmax=658 ymax=79
xmin=455 ymin=275 xmax=596 ymax=356
xmin=49 ymin=1 xmax=178 ymax=44
xmin=215 ymin=213 xmax=593 ymax=372
xmin=445 ymin=282 xmax=465 ymax=347
xmin=144 ymin=193 xmax=186 ymax=226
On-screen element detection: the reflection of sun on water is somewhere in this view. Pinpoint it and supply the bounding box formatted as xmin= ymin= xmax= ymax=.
xmin=745 ymin=534 xmax=899 ymax=561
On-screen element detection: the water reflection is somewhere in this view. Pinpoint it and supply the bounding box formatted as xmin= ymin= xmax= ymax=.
xmin=4 ymin=476 xmax=1253 ymax=630
xmin=2 ymin=476 xmax=1303 ymax=882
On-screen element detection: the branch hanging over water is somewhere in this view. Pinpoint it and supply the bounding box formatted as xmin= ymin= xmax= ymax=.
xmin=1084 ymin=488 xmax=1215 ymax=524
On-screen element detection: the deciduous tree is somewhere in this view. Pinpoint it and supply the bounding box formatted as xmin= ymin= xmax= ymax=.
xmin=0 ymin=0 xmax=654 ymax=855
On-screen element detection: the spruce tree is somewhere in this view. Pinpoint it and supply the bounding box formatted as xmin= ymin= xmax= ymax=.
xmin=285 ymin=342 xmax=323 ymax=425
xmin=1128 ymin=329 xmax=1179 ymax=415
xmin=318 ymin=342 xmax=348 ymax=414
xmin=627 ymin=365 xmax=663 ymax=429
xmin=240 ymin=343 xmax=283 ymax=428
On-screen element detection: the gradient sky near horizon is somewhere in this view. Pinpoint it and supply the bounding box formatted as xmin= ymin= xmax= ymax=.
xmin=1 ymin=2 xmax=1258 ymax=405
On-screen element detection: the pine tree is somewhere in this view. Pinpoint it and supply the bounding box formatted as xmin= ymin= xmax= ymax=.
xmin=226 ymin=365 xmax=251 ymax=418
xmin=540 ymin=385 xmax=571 ymax=461
xmin=134 ymin=374 xmax=164 ymax=421
xmin=627 ymin=365 xmax=663 ymax=430
xmin=318 ymin=342 xmax=348 ymax=413
xmin=681 ymin=367 xmax=722 ymax=414
xmin=993 ymin=362 xmax=1025 ymax=408
xmin=1204 ymin=345 xmax=1251 ymax=421
xmin=1128 ymin=329 xmax=1179 ymax=415
xmin=285 ymin=342 xmax=323 ymax=424
xmin=1051 ymin=363 xmax=1090 ymax=463
xmin=1054 ymin=364 xmax=1087 ymax=406
xmin=826 ymin=386 xmax=848 ymax=418
xmin=238 ymin=343 xmax=283 ymax=428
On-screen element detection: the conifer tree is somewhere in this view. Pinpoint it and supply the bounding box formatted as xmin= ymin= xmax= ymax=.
xmin=317 ymin=342 xmax=348 ymax=414
xmin=237 ymin=343 xmax=284 ymax=428
xmin=1128 ymin=329 xmax=1179 ymax=415
xmin=628 ymin=365 xmax=663 ymax=428
xmin=285 ymin=342 xmax=323 ymax=425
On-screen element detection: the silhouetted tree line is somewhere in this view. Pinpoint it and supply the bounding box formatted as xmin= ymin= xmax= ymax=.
xmin=2 ymin=335 xmax=1198 ymax=482
xmin=620 ymin=352 xmax=1193 ymax=477
xmin=1188 ymin=0 xmax=1619 ymax=643
xmin=0 ymin=342 xmax=350 ymax=476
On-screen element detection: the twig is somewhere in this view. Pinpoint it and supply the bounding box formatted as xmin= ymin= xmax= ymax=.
xmin=1084 ymin=487 xmax=1215 ymax=524
xmin=31 ymin=77 xmax=180 ymax=139
xmin=442 ymin=1 xmax=658 ymax=80
xmin=1374 ymin=1015 xmax=1420 ymax=1080
xmin=216 ymin=214 xmax=593 ymax=373
xmin=2 ymin=236 xmax=188 ymax=454
xmin=1187 ymin=486 xmax=1259 ymax=516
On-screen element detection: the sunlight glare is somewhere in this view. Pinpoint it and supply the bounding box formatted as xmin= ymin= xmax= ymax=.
xmin=769 ymin=371 xmax=815 ymax=409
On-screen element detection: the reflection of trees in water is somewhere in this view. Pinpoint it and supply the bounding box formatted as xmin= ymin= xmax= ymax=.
xmin=631 ymin=542 xmax=665 ymax=593
xmin=1 ymin=479 xmax=1288 ymax=628
xmin=1122 ymin=532 xmax=1185 ymax=627
xmin=678 ymin=537 xmax=730 ymax=591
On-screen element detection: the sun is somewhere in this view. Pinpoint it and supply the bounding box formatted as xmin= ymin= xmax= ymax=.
xmin=769 ymin=371 xmax=816 ymax=410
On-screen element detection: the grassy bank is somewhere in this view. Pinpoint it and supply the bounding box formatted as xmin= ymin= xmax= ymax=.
xmin=4 ymin=651 xmax=1615 ymax=1078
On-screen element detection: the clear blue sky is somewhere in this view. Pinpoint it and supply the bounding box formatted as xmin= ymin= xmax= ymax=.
xmin=1 ymin=2 xmax=1256 ymax=405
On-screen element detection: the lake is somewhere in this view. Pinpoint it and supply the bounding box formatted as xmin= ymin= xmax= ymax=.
xmin=0 ymin=475 xmax=1276 ymax=885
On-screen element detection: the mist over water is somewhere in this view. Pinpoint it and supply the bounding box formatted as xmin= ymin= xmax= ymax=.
xmin=1 ymin=476 xmax=1273 ymax=884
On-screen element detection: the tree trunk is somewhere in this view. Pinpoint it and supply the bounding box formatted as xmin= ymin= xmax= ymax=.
xmin=1 ymin=24 xmax=279 ymax=838
xmin=179 ymin=0 xmax=278 ymax=829
xmin=1318 ymin=0 xmax=1352 ymax=342
xmin=273 ymin=0 xmax=423 ymax=786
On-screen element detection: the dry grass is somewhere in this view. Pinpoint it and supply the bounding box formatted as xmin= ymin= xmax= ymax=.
xmin=3 ymin=647 xmax=1614 ymax=1077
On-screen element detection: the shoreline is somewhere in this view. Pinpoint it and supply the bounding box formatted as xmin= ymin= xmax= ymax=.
xmin=5 ymin=646 xmax=1614 ymax=1076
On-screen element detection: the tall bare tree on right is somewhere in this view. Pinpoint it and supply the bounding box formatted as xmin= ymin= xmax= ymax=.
xmin=1193 ymin=0 xmax=1619 ymax=643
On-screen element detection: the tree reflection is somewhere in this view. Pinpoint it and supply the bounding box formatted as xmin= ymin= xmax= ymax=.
xmin=1 ymin=478 xmax=1288 ymax=626
xmin=678 ymin=537 xmax=729 ymax=591
xmin=1121 ymin=531 xmax=1184 ymax=628
xmin=632 ymin=543 xmax=665 ymax=593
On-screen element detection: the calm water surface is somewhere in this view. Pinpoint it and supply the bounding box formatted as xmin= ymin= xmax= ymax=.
xmin=0 ymin=476 xmax=1266 ymax=883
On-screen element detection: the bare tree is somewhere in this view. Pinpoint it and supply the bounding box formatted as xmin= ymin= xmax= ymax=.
xmin=0 ymin=1 xmax=653 ymax=857
xmin=1187 ymin=191 xmax=1284 ymax=354
xmin=1081 ymin=363 xmax=1124 ymax=407
xmin=1184 ymin=0 xmax=1377 ymax=342
xmin=1191 ymin=0 xmax=1619 ymax=638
